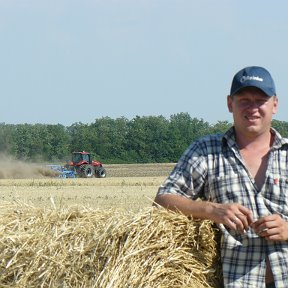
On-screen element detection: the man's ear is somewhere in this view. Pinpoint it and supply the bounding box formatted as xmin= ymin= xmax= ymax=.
xmin=227 ymin=95 xmax=233 ymax=113
xmin=272 ymin=96 xmax=278 ymax=115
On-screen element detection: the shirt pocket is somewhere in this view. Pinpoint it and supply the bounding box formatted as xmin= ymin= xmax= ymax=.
xmin=265 ymin=175 xmax=288 ymax=215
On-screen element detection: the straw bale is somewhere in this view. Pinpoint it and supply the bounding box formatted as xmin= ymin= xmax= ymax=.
xmin=0 ymin=202 xmax=222 ymax=288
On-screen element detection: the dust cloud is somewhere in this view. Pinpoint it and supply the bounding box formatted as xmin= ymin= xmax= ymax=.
xmin=0 ymin=155 xmax=59 ymax=179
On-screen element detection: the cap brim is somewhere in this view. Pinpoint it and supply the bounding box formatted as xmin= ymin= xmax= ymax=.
xmin=231 ymin=85 xmax=274 ymax=97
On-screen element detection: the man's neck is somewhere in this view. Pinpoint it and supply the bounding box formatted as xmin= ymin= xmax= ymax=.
xmin=235 ymin=129 xmax=273 ymax=151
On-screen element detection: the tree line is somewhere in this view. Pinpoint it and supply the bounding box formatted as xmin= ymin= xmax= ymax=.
xmin=1 ymin=113 xmax=287 ymax=164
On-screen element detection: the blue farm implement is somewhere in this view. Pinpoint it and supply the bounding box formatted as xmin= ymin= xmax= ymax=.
xmin=47 ymin=164 xmax=76 ymax=178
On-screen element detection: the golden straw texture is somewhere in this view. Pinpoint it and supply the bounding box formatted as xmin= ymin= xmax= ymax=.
xmin=0 ymin=203 xmax=222 ymax=288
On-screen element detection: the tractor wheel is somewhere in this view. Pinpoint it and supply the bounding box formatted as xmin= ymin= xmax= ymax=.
xmin=95 ymin=166 xmax=106 ymax=178
xmin=80 ymin=164 xmax=95 ymax=178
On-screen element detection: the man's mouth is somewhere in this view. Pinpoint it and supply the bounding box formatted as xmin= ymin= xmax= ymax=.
xmin=245 ymin=116 xmax=259 ymax=121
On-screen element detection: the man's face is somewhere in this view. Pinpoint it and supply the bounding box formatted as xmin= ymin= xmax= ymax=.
xmin=227 ymin=87 xmax=278 ymax=136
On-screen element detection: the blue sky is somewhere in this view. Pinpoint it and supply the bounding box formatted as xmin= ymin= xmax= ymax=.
xmin=1 ymin=0 xmax=288 ymax=126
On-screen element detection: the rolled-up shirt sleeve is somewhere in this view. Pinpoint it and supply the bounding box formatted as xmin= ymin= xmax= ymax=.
xmin=157 ymin=141 xmax=208 ymax=200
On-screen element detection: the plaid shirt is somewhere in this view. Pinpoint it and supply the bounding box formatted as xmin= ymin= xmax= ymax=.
xmin=157 ymin=127 xmax=288 ymax=288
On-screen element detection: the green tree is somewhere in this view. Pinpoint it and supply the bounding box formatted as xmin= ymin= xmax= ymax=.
xmin=272 ymin=120 xmax=288 ymax=137
xmin=125 ymin=115 xmax=170 ymax=163
xmin=209 ymin=120 xmax=232 ymax=134
xmin=13 ymin=124 xmax=35 ymax=160
xmin=90 ymin=117 xmax=129 ymax=162
xmin=44 ymin=124 xmax=70 ymax=161
xmin=167 ymin=113 xmax=210 ymax=161
xmin=0 ymin=123 xmax=16 ymax=156
xmin=67 ymin=122 xmax=95 ymax=154
xmin=3 ymin=116 xmax=288 ymax=164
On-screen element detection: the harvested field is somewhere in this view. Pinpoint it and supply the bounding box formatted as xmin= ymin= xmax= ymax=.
xmin=0 ymin=163 xmax=223 ymax=287
xmin=105 ymin=163 xmax=176 ymax=177
xmin=0 ymin=163 xmax=176 ymax=211
xmin=0 ymin=177 xmax=162 ymax=211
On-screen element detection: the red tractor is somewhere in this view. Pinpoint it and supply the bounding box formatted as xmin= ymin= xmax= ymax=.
xmin=66 ymin=151 xmax=106 ymax=178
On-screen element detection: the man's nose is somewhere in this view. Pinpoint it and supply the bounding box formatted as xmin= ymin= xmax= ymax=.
xmin=245 ymin=101 xmax=261 ymax=109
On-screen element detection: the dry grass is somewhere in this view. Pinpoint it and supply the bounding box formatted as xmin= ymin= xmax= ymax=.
xmin=0 ymin=163 xmax=223 ymax=287
xmin=0 ymin=176 xmax=164 ymax=187
xmin=0 ymin=176 xmax=163 ymax=212
xmin=0 ymin=203 xmax=222 ymax=288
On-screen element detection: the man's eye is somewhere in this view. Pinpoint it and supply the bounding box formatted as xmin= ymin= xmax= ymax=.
xmin=239 ymin=100 xmax=249 ymax=105
xmin=257 ymin=100 xmax=267 ymax=105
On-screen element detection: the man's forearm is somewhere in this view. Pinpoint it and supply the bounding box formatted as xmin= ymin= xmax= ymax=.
xmin=154 ymin=194 xmax=213 ymax=220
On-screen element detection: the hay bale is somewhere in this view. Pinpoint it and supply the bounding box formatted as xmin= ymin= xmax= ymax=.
xmin=0 ymin=203 xmax=222 ymax=287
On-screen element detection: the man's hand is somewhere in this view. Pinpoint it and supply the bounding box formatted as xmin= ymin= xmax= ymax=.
xmin=251 ymin=214 xmax=288 ymax=241
xmin=208 ymin=203 xmax=254 ymax=233
xmin=154 ymin=195 xmax=254 ymax=233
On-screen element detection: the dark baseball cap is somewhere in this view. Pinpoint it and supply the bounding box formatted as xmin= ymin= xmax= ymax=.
xmin=230 ymin=66 xmax=276 ymax=97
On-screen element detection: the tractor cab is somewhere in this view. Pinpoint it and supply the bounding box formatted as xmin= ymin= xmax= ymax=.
xmin=72 ymin=151 xmax=91 ymax=165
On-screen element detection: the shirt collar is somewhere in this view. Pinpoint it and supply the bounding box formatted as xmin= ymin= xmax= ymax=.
xmin=222 ymin=126 xmax=288 ymax=150
xmin=222 ymin=127 xmax=237 ymax=149
xmin=271 ymin=127 xmax=288 ymax=149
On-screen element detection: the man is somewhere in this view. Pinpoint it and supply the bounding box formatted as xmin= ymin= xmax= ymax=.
xmin=154 ymin=66 xmax=288 ymax=288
